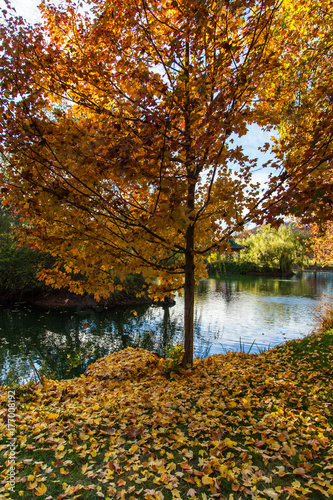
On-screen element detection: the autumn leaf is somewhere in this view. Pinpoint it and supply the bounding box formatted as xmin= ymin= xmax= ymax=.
xmin=187 ymin=489 xmax=197 ymax=497
xmin=293 ymin=467 xmax=307 ymax=476
xmin=35 ymin=483 xmax=47 ymax=496
xmin=223 ymin=437 xmax=237 ymax=448
xmin=202 ymin=475 xmax=214 ymax=485
xmin=263 ymin=489 xmax=279 ymax=499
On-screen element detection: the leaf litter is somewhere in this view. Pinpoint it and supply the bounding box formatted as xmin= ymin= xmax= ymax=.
xmin=1 ymin=331 xmax=333 ymax=499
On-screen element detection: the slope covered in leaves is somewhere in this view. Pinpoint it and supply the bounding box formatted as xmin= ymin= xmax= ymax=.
xmin=1 ymin=331 xmax=333 ymax=500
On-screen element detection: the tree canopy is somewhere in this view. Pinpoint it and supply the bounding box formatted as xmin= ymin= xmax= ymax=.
xmin=0 ymin=0 xmax=332 ymax=364
xmin=261 ymin=0 xmax=333 ymax=224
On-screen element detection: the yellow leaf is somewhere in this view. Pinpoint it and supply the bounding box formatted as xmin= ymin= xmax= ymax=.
xmin=224 ymin=437 xmax=237 ymax=448
xmin=129 ymin=444 xmax=139 ymax=454
xmin=263 ymin=489 xmax=279 ymax=499
xmin=35 ymin=483 xmax=47 ymax=496
xmin=202 ymin=475 xmax=214 ymax=485
xmin=268 ymin=439 xmax=281 ymax=450
xmin=27 ymin=479 xmax=38 ymax=490
xmin=242 ymin=398 xmax=251 ymax=409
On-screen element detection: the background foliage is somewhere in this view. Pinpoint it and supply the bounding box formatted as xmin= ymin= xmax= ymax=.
xmin=0 ymin=207 xmax=53 ymax=302
xmin=207 ymin=224 xmax=313 ymax=276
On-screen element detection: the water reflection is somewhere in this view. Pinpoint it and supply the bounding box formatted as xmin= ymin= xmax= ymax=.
xmin=0 ymin=272 xmax=332 ymax=384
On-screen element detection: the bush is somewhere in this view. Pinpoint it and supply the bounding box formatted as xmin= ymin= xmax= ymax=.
xmin=207 ymin=260 xmax=258 ymax=275
xmin=163 ymin=342 xmax=184 ymax=374
xmin=0 ymin=243 xmax=53 ymax=303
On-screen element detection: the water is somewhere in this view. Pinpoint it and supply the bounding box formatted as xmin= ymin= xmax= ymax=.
xmin=0 ymin=271 xmax=332 ymax=385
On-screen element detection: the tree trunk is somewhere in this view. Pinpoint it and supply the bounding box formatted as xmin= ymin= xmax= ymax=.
xmin=182 ymin=223 xmax=195 ymax=367
xmin=182 ymin=31 xmax=195 ymax=368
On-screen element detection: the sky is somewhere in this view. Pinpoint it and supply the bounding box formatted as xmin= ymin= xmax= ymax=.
xmin=0 ymin=0 xmax=41 ymax=22
xmin=0 ymin=0 xmax=276 ymax=187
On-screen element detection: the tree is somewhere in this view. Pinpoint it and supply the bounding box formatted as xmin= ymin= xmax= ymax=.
xmin=260 ymin=0 xmax=333 ymax=224
xmin=237 ymin=224 xmax=307 ymax=274
xmin=0 ymin=0 xmax=330 ymax=365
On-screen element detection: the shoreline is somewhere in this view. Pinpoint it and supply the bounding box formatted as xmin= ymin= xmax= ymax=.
xmin=2 ymin=267 xmax=332 ymax=309
xmin=4 ymin=287 xmax=175 ymax=310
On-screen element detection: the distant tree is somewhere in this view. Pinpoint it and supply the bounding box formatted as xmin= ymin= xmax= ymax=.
xmin=237 ymin=225 xmax=308 ymax=274
xmin=0 ymin=0 xmax=331 ymax=365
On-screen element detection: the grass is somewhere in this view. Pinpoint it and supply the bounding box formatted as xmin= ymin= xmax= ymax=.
xmin=0 ymin=327 xmax=333 ymax=499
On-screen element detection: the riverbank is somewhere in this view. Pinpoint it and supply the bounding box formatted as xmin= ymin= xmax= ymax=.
xmin=1 ymin=327 xmax=333 ymax=499
xmin=20 ymin=287 xmax=153 ymax=309
xmin=295 ymin=265 xmax=333 ymax=272
xmin=4 ymin=265 xmax=332 ymax=309
xmin=5 ymin=286 xmax=175 ymax=310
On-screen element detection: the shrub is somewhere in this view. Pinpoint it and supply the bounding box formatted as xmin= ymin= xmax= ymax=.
xmin=163 ymin=342 xmax=184 ymax=374
xmin=0 ymin=243 xmax=53 ymax=303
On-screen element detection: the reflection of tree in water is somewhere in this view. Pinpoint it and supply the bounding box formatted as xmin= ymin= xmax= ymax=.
xmin=0 ymin=303 xmax=183 ymax=384
xmin=96 ymin=304 xmax=179 ymax=354
xmin=221 ymin=281 xmax=234 ymax=304
xmin=210 ymin=274 xmax=326 ymax=299
xmin=0 ymin=308 xmax=47 ymax=384
xmin=0 ymin=342 xmax=35 ymax=385
xmin=301 ymin=272 xmax=332 ymax=297
xmin=198 ymin=278 xmax=237 ymax=304
xmin=191 ymin=308 xmax=213 ymax=359
xmin=2 ymin=272 xmax=332 ymax=384
xmin=40 ymin=304 xmax=158 ymax=380
xmin=0 ymin=301 xmax=215 ymax=384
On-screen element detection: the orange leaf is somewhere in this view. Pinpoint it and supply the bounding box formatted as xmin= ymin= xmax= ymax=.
xmin=35 ymin=483 xmax=47 ymax=496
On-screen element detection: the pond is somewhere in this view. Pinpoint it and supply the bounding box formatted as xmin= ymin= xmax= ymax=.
xmin=1 ymin=271 xmax=332 ymax=385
